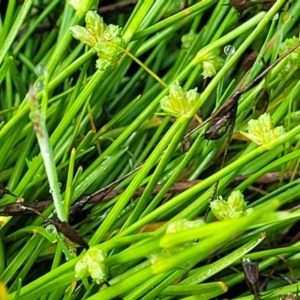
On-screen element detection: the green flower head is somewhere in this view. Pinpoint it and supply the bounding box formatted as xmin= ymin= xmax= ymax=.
xmin=279 ymin=37 xmax=300 ymax=75
xmin=85 ymin=10 xmax=106 ymax=41
xmin=70 ymin=25 xmax=98 ymax=47
xmin=197 ymin=50 xmax=224 ymax=78
xmin=211 ymin=190 xmax=253 ymax=221
xmin=70 ymin=11 xmax=125 ymax=70
xmin=160 ymin=83 xmax=200 ymax=118
xmin=75 ymin=248 xmax=107 ymax=284
xmin=70 ymin=11 xmax=106 ymax=48
xmin=240 ymin=113 xmax=285 ymax=148
xmin=94 ymin=25 xmax=125 ymax=70
xmin=227 ymin=190 xmax=247 ymax=212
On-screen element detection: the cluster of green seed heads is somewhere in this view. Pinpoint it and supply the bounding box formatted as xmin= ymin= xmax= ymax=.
xmin=279 ymin=36 xmax=300 ymax=75
xmin=75 ymin=248 xmax=107 ymax=284
xmin=160 ymin=83 xmax=200 ymax=118
xmin=211 ymin=190 xmax=253 ymax=221
xmin=70 ymin=11 xmax=125 ymax=70
xmin=241 ymin=113 xmax=285 ymax=149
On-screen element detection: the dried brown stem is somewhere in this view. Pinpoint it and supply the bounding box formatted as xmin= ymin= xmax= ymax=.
xmin=1 ymin=171 xmax=299 ymax=218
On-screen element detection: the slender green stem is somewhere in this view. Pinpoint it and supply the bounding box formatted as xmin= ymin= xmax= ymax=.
xmin=0 ymin=0 xmax=33 ymax=65
xmin=27 ymin=88 xmax=66 ymax=221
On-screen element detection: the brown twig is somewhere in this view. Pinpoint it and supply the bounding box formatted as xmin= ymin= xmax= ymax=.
xmin=0 ymin=202 xmax=88 ymax=248
xmin=233 ymin=171 xmax=300 ymax=185
xmin=1 ymin=170 xmax=299 ymax=218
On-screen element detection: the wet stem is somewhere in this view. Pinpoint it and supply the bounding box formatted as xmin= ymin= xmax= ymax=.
xmin=28 ymin=88 xmax=66 ymax=222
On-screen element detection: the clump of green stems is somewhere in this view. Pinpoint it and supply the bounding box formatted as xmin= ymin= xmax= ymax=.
xmin=1 ymin=0 xmax=300 ymax=299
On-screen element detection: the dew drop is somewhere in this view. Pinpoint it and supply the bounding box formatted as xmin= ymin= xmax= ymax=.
xmin=273 ymin=13 xmax=279 ymax=20
xmin=49 ymin=189 xmax=53 ymax=194
xmin=224 ymin=45 xmax=235 ymax=56
xmin=35 ymin=64 xmax=47 ymax=76
xmin=46 ymin=224 xmax=57 ymax=235
xmin=34 ymin=80 xmax=44 ymax=92
xmin=58 ymin=182 xmax=62 ymax=187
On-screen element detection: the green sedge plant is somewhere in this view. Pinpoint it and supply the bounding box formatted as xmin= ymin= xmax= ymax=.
xmin=1 ymin=0 xmax=300 ymax=299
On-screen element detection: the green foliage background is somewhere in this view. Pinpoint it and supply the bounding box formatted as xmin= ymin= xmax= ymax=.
xmin=1 ymin=0 xmax=300 ymax=299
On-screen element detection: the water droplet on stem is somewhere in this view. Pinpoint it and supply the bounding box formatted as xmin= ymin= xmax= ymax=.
xmin=35 ymin=64 xmax=47 ymax=76
xmin=224 ymin=45 xmax=235 ymax=56
xmin=46 ymin=224 xmax=57 ymax=235
xmin=34 ymin=80 xmax=44 ymax=92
